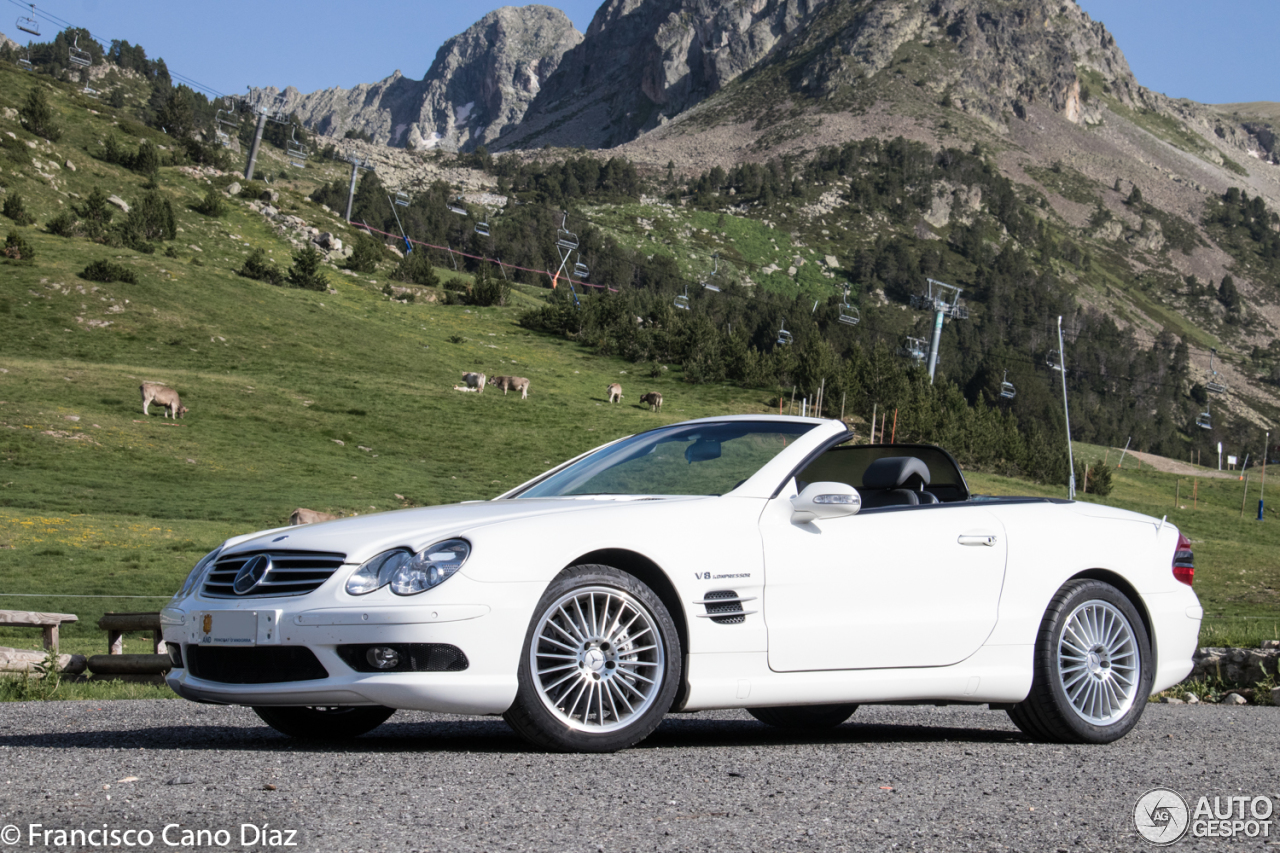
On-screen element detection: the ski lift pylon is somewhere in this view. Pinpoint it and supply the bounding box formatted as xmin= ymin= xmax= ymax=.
xmin=674 ymin=285 xmax=690 ymax=311
xmin=999 ymin=369 xmax=1016 ymax=400
xmin=68 ymin=34 xmax=92 ymax=69
xmin=776 ymin=318 xmax=794 ymax=346
xmin=16 ymin=4 xmax=39 ymax=36
xmin=838 ymin=285 xmax=859 ymax=326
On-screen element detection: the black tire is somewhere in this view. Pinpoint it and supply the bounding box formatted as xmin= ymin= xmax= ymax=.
xmin=252 ymin=705 xmax=395 ymax=740
xmin=504 ymin=565 xmax=682 ymax=753
xmin=747 ymin=704 xmax=858 ymax=730
xmin=1007 ymin=579 xmax=1152 ymax=744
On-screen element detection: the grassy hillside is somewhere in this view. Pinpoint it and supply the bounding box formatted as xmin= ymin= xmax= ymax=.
xmin=0 ymin=66 xmax=1274 ymax=663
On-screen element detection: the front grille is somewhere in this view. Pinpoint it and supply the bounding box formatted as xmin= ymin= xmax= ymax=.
xmin=336 ymin=643 xmax=469 ymax=673
xmin=202 ymin=550 xmax=346 ymax=598
xmin=696 ymin=589 xmax=758 ymax=625
xmin=186 ymin=645 xmax=329 ymax=684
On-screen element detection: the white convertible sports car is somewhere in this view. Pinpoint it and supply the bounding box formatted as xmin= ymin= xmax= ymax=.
xmin=162 ymin=415 xmax=1202 ymax=752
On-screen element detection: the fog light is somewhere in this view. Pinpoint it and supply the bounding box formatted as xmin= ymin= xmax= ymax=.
xmin=366 ymin=647 xmax=401 ymax=670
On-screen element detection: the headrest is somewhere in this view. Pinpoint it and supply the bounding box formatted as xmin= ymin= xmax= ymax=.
xmin=862 ymin=456 xmax=931 ymax=490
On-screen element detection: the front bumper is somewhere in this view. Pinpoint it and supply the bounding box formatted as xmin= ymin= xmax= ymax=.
xmin=163 ymin=577 xmax=542 ymax=715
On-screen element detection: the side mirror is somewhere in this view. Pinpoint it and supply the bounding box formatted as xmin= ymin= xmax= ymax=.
xmin=791 ymin=482 xmax=861 ymax=524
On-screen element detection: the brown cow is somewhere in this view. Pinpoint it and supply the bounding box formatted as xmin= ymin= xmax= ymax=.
xmin=492 ymin=376 xmax=530 ymax=399
xmin=606 ymin=383 xmax=623 ymax=404
xmin=461 ymin=372 xmax=486 ymax=393
xmin=289 ymin=508 xmax=338 ymax=525
xmin=140 ymin=382 xmax=188 ymax=418
xmin=639 ymin=391 xmax=663 ymax=412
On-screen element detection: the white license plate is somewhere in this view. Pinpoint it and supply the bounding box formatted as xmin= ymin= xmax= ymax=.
xmin=191 ymin=610 xmax=281 ymax=646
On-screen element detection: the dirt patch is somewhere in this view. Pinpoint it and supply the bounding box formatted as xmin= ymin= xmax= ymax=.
xmin=1121 ymin=448 xmax=1237 ymax=479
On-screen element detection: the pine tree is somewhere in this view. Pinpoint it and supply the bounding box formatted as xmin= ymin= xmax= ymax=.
xmin=19 ymin=87 xmax=61 ymax=142
xmin=288 ymin=245 xmax=329 ymax=291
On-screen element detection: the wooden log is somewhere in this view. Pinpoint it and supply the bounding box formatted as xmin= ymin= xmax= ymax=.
xmin=97 ymin=612 xmax=162 ymax=632
xmin=87 ymin=654 xmax=171 ymax=675
xmin=0 ymin=646 xmax=87 ymax=674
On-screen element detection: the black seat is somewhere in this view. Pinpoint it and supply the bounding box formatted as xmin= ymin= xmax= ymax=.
xmin=860 ymin=457 xmax=932 ymax=508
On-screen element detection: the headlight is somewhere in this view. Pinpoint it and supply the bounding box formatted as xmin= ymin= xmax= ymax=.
xmin=345 ymin=540 xmax=470 ymax=596
xmin=390 ymin=540 xmax=469 ymax=595
xmin=346 ymin=549 xmax=412 ymax=596
xmin=172 ymin=547 xmax=223 ymax=601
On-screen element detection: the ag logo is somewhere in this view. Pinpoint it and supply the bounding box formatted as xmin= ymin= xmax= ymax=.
xmin=1135 ymin=788 xmax=1190 ymax=845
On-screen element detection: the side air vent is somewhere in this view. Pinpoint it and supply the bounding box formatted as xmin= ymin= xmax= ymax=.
xmin=694 ymin=590 xmax=758 ymax=625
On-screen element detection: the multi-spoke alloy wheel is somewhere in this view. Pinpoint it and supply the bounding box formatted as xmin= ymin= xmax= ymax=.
xmin=505 ymin=565 xmax=681 ymax=753
xmin=1007 ymin=579 xmax=1152 ymax=745
xmin=532 ymin=586 xmax=665 ymax=733
xmin=1057 ymin=600 xmax=1139 ymax=725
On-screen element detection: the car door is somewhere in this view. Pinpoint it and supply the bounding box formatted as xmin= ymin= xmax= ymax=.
xmin=759 ymin=494 xmax=1008 ymax=672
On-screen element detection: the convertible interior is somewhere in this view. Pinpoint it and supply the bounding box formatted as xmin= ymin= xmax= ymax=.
xmin=794 ymin=443 xmax=971 ymax=508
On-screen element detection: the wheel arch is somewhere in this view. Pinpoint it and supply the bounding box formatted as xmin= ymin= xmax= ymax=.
xmin=567 ymin=548 xmax=690 ymax=710
xmin=1068 ymin=568 xmax=1158 ymax=675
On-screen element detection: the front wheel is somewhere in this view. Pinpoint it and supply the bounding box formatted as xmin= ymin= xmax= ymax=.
xmin=748 ymin=704 xmax=858 ymax=730
xmin=252 ymin=705 xmax=395 ymax=740
xmin=504 ymin=565 xmax=682 ymax=753
xmin=1007 ymin=579 xmax=1152 ymax=744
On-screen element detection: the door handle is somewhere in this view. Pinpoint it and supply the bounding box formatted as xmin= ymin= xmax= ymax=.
xmin=958 ymin=533 xmax=998 ymax=547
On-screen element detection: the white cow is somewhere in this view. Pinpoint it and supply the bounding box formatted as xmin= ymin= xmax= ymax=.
xmin=606 ymin=383 xmax=623 ymax=404
xmin=140 ymin=382 xmax=188 ymax=418
xmin=462 ymin=372 xmax=487 ymax=393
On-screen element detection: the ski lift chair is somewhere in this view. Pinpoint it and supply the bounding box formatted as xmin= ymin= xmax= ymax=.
xmin=701 ymin=255 xmax=721 ymax=292
xmin=902 ymin=337 xmax=926 ymax=362
xmin=394 ymin=191 xmax=411 ymax=207
xmin=999 ymin=369 xmax=1016 ymax=400
xmin=838 ymin=287 xmax=859 ymax=326
xmin=16 ymin=5 xmax=39 ymax=37
xmin=776 ymin=319 xmax=794 ymax=346
xmin=286 ymin=127 xmax=308 ymax=167
xmin=18 ymin=48 xmax=33 ymax=71
xmin=555 ymin=213 xmax=578 ymax=252
xmin=1206 ymin=348 xmax=1227 ymax=394
xmin=1196 ymin=407 xmax=1212 ymax=430
xmin=475 ymin=209 xmax=491 ymax=237
xmin=68 ymin=35 xmax=91 ymax=69
xmin=573 ymin=255 xmax=589 ymax=279
xmin=674 ymin=286 xmax=690 ymax=311
xmin=81 ymin=85 xmax=98 ymax=98
xmin=1046 ymin=351 xmax=1063 ymax=372
xmin=447 ymin=196 xmax=468 ymax=216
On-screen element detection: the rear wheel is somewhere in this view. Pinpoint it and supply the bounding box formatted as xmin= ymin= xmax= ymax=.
xmin=504 ymin=565 xmax=682 ymax=753
xmin=252 ymin=705 xmax=395 ymax=740
xmin=1007 ymin=579 xmax=1152 ymax=744
xmin=748 ymin=704 xmax=858 ymax=730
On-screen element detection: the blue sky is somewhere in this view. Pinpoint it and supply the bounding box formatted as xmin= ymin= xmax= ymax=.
xmin=5 ymin=0 xmax=1277 ymax=105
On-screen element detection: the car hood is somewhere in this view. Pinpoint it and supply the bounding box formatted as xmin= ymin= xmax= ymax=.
xmin=223 ymin=497 xmax=700 ymax=563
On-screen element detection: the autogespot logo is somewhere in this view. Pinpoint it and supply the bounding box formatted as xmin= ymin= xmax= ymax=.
xmin=1135 ymin=788 xmax=1190 ymax=846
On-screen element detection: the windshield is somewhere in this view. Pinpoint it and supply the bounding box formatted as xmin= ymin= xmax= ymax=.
xmin=513 ymin=421 xmax=818 ymax=498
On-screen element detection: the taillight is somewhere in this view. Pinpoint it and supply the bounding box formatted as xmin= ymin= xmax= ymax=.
xmin=1173 ymin=532 xmax=1194 ymax=586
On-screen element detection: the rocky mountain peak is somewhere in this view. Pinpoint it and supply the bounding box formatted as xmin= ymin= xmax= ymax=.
xmin=248 ymin=5 xmax=581 ymax=152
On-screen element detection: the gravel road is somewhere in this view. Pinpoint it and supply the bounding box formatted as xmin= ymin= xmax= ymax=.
xmin=0 ymin=701 xmax=1276 ymax=852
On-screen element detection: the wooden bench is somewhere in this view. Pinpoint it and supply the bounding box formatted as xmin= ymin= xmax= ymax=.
xmin=90 ymin=612 xmax=169 ymax=677
xmin=0 ymin=610 xmax=79 ymax=653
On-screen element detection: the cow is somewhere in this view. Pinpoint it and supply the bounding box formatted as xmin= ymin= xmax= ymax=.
xmin=461 ymin=372 xmax=486 ymax=393
xmin=289 ymin=508 xmax=338 ymax=525
xmin=607 ymin=383 xmax=623 ymax=404
xmin=140 ymin=382 xmax=188 ymax=418
xmin=491 ymin=376 xmax=530 ymax=399
xmin=639 ymin=391 xmax=663 ymax=412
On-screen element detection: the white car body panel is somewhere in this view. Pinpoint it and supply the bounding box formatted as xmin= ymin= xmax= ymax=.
xmin=162 ymin=415 xmax=1201 ymax=719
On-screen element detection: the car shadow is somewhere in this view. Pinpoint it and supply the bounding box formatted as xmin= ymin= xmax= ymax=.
xmin=0 ymin=715 xmax=1026 ymax=755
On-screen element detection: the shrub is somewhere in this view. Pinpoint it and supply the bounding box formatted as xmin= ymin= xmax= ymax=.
xmin=80 ymin=259 xmax=138 ymax=284
xmin=238 ymin=248 xmax=284 ymax=285
xmin=116 ymin=190 xmax=177 ymax=247
xmin=469 ymin=262 xmax=509 ymax=307
xmin=2 ymin=193 xmax=35 ymax=226
xmin=287 ymin=245 xmax=329 ymax=291
xmin=2 ymin=229 xmax=35 ymax=260
xmin=193 ymin=186 xmax=227 ymax=218
xmin=19 ymin=87 xmax=61 ymax=142
xmin=45 ymin=210 xmax=79 ymax=237
xmin=393 ymin=249 xmax=439 ymax=287
xmin=74 ymin=187 xmax=114 ymax=241
xmin=1 ymin=134 xmax=30 ymax=165
xmin=344 ymin=234 xmax=383 ymax=273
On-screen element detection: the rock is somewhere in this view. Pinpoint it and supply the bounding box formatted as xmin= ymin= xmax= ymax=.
xmin=64 ymin=159 xmax=76 ymax=172
xmin=63 ymin=415 xmax=80 ymax=422
xmin=260 ymin=189 xmax=280 ymax=203
xmin=1161 ymin=697 xmax=1184 ymax=704
xmin=1262 ymin=640 xmax=1280 ymax=650
xmin=317 ymin=232 xmax=342 ymax=252
xmin=262 ymin=205 xmax=278 ymax=218
xmin=1 ymin=107 xmax=16 ymax=122
xmin=824 ymin=255 xmax=839 ymax=269
xmin=225 ymin=182 xmax=241 ymax=196
xmin=168 ymin=776 xmax=196 ymax=786
xmin=107 ymin=195 xmax=130 ymax=214
xmin=1182 ymin=693 xmax=1200 ymax=704
xmin=331 ymin=439 xmax=345 ymax=446
xmin=1224 ymin=692 xmax=1248 ymax=705
xmin=1271 ymin=686 xmax=1280 ymax=707
xmin=188 ymin=244 xmax=202 ymax=252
